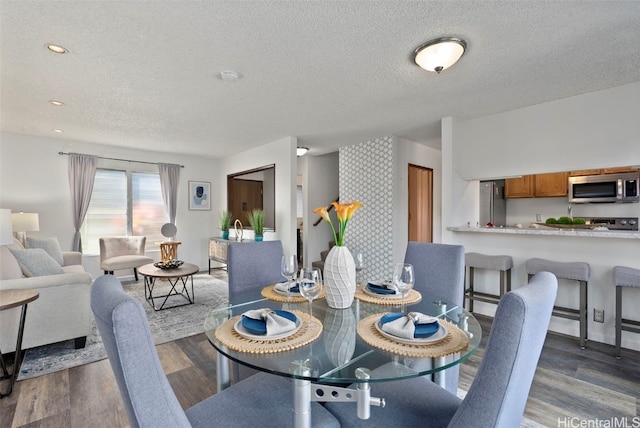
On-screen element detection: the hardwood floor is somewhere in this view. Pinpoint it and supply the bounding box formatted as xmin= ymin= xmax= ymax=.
xmin=1 ymin=315 xmax=639 ymax=427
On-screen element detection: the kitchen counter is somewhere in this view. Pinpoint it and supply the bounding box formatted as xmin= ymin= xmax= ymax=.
xmin=447 ymin=225 xmax=640 ymax=239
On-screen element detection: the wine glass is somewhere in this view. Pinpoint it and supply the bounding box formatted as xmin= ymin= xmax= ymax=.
xmin=299 ymin=267 xmax=323 ymax=327
xmin=355 ymin=252 xmax=365 ymax=287
xmin=393 ymin=263 xmax=414 ymax=313
xmin=280 ymin=254 xmax=297 ymax=300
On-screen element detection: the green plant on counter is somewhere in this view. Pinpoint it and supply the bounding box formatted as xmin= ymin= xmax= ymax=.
xmin=545 ymin=217 xmax=557 ymax=224
xmin=545 ymin=217 xmax=586 ymax=225
xmin=219 ymin=210 xmax=232 ymax=232
xmin=573 ymin=217 xmax=586 ymax=225
xmin=557 ymin=216 xmax=573 ymax=224
xmin=246 ymin=209 xmax=264 ymax=236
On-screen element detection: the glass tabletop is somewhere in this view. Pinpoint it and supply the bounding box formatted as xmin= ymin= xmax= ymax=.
xmin=204 ymin=287 xmax=481 ymax=385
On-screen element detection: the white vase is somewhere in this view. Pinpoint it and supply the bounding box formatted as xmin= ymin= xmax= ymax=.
xmin=323 ymin=308 xmax=356 ymax=366
xmin=323 ymin=246 xmax=356 ymax=309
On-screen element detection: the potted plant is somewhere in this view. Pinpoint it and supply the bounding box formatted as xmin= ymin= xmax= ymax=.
xmin=246 ymin=209 xmax=264 ymax=241
xmin=219 ymin=210 xmax=232 ymax=239
xmin=313 ymin=201 xmax=363 ymax=308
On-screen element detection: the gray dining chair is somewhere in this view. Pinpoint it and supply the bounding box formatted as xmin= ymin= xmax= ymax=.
xmin=403 ymin=241 xmax=465 ymax=394
xmin=324 ymin=271 xmax=557 ymax=427
xmin=227 ymin=240 xmax=285 ymax=304
xmin=91 ymin=274 xmax=340 ymax=428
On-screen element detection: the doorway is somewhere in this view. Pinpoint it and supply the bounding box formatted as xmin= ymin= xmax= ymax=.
xmin=408 ymin=164 xmax=433 ymax=242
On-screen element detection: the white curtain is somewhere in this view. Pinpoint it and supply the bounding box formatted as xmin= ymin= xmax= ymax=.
xmin=158 ymin=163 xmax=181 ymax=225
xmin=68 ymin=154 xmax=97 ymax=252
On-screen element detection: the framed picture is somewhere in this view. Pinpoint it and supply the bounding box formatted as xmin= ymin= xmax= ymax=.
xmin=189 ymin=181 xmax=211 ymax=210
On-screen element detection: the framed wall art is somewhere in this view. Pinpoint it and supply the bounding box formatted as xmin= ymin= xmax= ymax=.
xmin=189 ymin=181 xmax=211 ymax=210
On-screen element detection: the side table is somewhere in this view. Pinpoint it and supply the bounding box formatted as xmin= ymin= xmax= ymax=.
xmin=0 ymin=289 xmax=39 ymax=397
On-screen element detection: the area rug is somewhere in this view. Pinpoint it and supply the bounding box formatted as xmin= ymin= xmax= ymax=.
xmin=18 ymin=273 xmax=229 ymax=381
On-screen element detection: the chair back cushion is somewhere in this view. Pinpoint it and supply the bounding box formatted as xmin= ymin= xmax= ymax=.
xmin=99 ymin=237 xmax=147 ymax=262
xmin=227 ymin=240 xmax=284 ymax=304
xmin=91 ymin=275 xmax=190 ymax=428
xmin=449 ymin=271 xmax=557 ymax=428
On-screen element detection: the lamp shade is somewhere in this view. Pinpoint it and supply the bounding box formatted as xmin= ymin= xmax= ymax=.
xmin=414 ymin=37 xmax=466 ymax=73
xmin=0 ymin=209 xmax=13 ymax=245
xmin=11 ymin=212 xmax=39 ymax=232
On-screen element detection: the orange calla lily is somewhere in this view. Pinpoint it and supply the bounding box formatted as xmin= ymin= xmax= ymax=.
xmin=315 ymin=200 xmax=363 ymax=246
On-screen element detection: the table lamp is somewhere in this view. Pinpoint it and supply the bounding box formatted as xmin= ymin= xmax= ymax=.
xmin=0 ymin=209 xmax=13 ymax=245
xmin=11 ymin=212 xmax=39 ymax=247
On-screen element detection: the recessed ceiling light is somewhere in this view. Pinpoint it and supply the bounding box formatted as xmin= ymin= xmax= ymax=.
xmin=49 ymin=100 xmax=65 ymax=106
xmin=296 ymin=147 xmax=309 ymax=157
xmin=53 ymin=129 xmax=64 ymax=133
xmin=45 ymin=44 xmax=68 ymax=54
xmin=220 ymin=70 xmax=239 ymax=82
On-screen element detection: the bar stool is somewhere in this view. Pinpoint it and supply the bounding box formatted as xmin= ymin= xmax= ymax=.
xmin=614 ymin=266 xmax=640 ymax=358
xmin=526 ymin=258 xmax=590 ymax=349
xmin=465 ymin=252 xmax=513 ymax=312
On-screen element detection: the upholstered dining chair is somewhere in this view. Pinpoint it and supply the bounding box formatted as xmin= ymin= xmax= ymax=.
xmin=324 ymin=271 xmax=557 ymax=427
xmin=91 ymin=275 xmax=340 ymax=428
xmin=226 ymin=240 xmax=285 ymax=382
xmin=227 ymin=240 xmax=285 ymax=304
xmin=403 ymin=241 xmax=465 ymax=394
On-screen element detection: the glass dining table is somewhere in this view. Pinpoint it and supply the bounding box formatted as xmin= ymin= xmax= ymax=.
xmin=204 ymin=286 xmax=482 ymax=428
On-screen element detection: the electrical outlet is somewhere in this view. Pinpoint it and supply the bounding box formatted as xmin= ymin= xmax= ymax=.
xmin=594 ymin=308 xmax=604 ymax=323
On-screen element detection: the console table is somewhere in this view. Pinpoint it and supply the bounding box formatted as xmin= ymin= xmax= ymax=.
xmin=209 ymin=237 xmax=251 ymax=273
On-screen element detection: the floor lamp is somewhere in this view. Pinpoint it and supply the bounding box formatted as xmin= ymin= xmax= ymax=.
xmin=11 ymin=212 xmax=39 ymax=247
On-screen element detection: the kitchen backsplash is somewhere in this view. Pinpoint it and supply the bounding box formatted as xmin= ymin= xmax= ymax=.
xmin=507 ymin=197 xmax=640 ymax=226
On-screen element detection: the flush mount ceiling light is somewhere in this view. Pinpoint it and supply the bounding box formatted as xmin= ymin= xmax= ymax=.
xmin=52 ymin=129 xmax=64 ymax=133
xmin=45 ymin=43 xmax=68 ymax=54
xmin=296 ymin=147 xmax=309 ymax=157
xmin=220 ymin=70 xmax=239 ymax=82
xmin=49 ymin=100 xmax=65 ymax=106
xmin=413 ymin=37 xmax=466 ymax=73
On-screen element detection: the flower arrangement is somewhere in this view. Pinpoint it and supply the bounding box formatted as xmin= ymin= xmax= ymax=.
xmin=313 ymin=201 xmax=363 ymax=246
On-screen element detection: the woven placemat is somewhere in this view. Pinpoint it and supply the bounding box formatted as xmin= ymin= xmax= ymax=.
xmin=214 ymin=310 xmax=322 ymax=353
xmin=354 ymin=287 xmax=422 ymax=305
xmin=357 ymin=313 xmax=469 ymax=358
xmin=261 ymin=285 xmax=326 ymax=303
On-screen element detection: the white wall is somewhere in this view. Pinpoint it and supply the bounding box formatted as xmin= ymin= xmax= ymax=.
xmin=301 ymin=152 xmax=339 ymax=268
xmin=454 ymin=81 xmax=640 ymax=180
xmin=0 ymin=132 xmax=220 ymax=278
xmin=216 ymin=136 xmax=298 ymax=256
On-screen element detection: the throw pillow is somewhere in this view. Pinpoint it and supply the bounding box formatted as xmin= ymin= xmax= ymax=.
xmin=26 ymin=236 xmax=64 ymax=266
xmin=0 ymin=246 xmax=24 ymax=279
xmin=8 ymin=248 xmax=65 ymax=277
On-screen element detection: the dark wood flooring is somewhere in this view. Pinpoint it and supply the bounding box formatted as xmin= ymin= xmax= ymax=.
xmin=1 ymin=312 xmax=639 ymax=427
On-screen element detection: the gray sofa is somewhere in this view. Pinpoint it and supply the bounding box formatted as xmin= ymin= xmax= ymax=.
xmin=0 ymin=238 xmax=93 ymax=353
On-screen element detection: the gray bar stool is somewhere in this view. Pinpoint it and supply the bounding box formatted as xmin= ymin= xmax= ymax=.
xmin=465 ymin=253 xmax=513 ymax=312
xmin=614 ymin=265 xmax=640 ymax=358
xmin=526 ymin=258 xmax=590 ymax=349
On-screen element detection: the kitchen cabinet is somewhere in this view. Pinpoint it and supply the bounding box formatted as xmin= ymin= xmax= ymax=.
xmin=504 ymin=176 xmax=534 ymax=198
xmin=534 ymin=172 xmax=569 ymax=197
xmin=602 ymin=167 xmax=639 ymax=174
xmin=570 ymin=169 xmax=602 ymax=176
xmin=505 ymin=173 xmax=568 ymax=198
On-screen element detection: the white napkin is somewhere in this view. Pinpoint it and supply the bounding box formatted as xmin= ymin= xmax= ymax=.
xmin=274 ymin=281 xmax=299 ymax=294
xmin=381 ymin=312 xmax=438 ymax=339
xmin=243 ymin=309 xmax=297 ymax=336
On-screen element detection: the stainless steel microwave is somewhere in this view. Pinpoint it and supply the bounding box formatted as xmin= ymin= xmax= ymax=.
xmin=568 ymin=172 xmax=639 ymax=203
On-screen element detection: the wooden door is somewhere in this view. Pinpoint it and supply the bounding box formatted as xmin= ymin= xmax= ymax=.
xmin=229 ymin=179 xmax=263 ymax=225
xmin=408 ymin=164 xmax=433 ymax=242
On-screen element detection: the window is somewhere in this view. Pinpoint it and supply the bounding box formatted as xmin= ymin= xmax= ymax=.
xmin=82 ymin=169 xmax=168 ymax=254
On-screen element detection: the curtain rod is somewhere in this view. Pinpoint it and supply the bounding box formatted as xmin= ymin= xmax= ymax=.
xmin=58 ymin=151 xmax=184 ymax=168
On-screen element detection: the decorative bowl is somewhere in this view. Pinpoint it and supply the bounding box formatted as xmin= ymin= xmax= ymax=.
xmin=154 ymin=260 xmax=184 ymax=270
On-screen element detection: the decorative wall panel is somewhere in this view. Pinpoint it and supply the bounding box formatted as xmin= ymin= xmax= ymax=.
xmin=339 ymin=136 xmax=394 ymax=281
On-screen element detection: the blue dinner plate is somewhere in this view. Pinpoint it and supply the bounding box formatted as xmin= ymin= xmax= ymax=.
xmin=380 ymin=312 xmax=440 ymax=338
xmin=241 ymin=310 xmax=297 ymax=336
xmin=366 ymin=282 xmax=397 ymax=295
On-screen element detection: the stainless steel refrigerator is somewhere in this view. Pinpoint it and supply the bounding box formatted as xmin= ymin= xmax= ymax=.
xmin=479 ymin=180 xmax=507 ymax=227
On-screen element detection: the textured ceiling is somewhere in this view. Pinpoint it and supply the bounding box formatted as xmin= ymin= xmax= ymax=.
xmin=1 ymin=1 xmax=639 ymax=158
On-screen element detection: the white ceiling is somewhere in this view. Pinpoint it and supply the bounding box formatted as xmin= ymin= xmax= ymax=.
xmin=1 ymin=1 xmax=639 ymax=159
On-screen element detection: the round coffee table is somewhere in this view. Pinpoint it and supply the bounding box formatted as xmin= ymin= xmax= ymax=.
xmin=138 ymin=262 xmax=199 ymax=311
xmin=0 ymin=289 xmax=39 ymax=397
